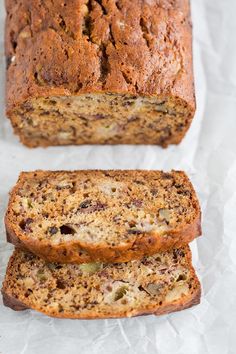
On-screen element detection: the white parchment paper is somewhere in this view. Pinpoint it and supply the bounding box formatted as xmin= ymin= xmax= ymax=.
xmin=0 ymin=0 xmax=236 ymax=353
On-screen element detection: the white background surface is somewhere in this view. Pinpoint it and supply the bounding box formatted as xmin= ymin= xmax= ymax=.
xmin=0 ymin=0 xmax=236 ymax=353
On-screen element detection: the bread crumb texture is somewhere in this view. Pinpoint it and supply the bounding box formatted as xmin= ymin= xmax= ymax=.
xmin=6 ymin=170 xmax=201 ymax=263
xmin=2 ymin=246 xmax=201 ymax=319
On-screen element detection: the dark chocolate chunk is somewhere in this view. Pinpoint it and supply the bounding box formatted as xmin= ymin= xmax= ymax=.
xmin=48 ymin=226 xmax=58 ymax=235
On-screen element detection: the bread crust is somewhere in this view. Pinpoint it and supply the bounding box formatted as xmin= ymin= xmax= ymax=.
xmin=5 ymin=0 xmax=196 ymax=147
xmin=1 ymin=247 xmax=201 ymax=319
xmin=5 ymin=170 xmax=202 ymax=264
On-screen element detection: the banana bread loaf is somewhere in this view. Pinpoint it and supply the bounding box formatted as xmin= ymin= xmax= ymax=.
xmin=5 ymin=170 xmax=201 ymax=263
xmin=2 ymin=246 xmax=201 ymax=319
xmin=5 ymin=0 xmax=195 ymax=147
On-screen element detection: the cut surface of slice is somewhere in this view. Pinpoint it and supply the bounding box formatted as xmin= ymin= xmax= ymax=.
xmin=5 ymin=170 xmax=201 ymax=263
xmin=2 ymin=247 xmax=201 ymax=319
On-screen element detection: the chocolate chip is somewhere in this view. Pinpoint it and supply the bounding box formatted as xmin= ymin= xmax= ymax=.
xmin=150 ymin=189 xmax=158 ymax=196
xmin=176 ymin=274 xmax=187 ymax=281
xmin=78 ymin=200 xmax=107 ymax=213
xmin=24 ymin=289 xmax=33 ymax=298
xmin=56 ymin=279 xmax=66 ymax=289
xmin=60 ymin=225 xmax=76 ymax=235
xmin=79 ymin=200 xmax=92 ymax=209
xmin=19 ymin=218 xmax=33 ymax=232
xmin=48 ymin=226 xmax=58 ymax=235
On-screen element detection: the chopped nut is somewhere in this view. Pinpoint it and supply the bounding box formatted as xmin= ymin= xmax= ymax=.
xmin=155 ymin=104 xmax=168 ymax=113
xmin=117 ymin=20 xmax=125 ymax=29
xmin=58 ymin=131 xmax=73 ymax=140
xmin=56 ymin=181 xmax=74 ymax=190
xmin=23 ymin=277 xmax=34 ymax=288
xmin=19 ymin=27 xmax=32 ymax=39
xmin=158 ymin=208 xmax=171 ymax=223
xmin=22 ymin=198 xmax=33 ymax=209
xmin=80 ymin=4 xmax=89 ymax=15
xmin=97 ymin=123 xmax=120 ymax=138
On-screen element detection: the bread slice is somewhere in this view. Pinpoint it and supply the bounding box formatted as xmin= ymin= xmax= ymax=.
xmin=5 ymin=0 xmax=195 ymax=148
xmin=5 ymin=170 xmax=201 ymax=264
xmin=2 ymin=247 xmax=201 ymax=319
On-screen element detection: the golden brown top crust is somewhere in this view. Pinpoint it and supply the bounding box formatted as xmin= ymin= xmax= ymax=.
xmin=6 ymin=0 xmax=195 ymax=111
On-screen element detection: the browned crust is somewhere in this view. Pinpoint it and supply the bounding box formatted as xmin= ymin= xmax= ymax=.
xmin=1 ymin=248 xmax=201 ymax=319
xmin=5 ymin=170 xmax=202 ymax=264
xmin=5 ymin=0 xmax=195 ymax=110
xmin=2 ymin=291 xmax=29 ymax=311
xmin=5 ymin=0 xmax=196 ymax=147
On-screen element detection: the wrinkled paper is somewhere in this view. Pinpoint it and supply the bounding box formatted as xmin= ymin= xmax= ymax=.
xmin=0 ymin=0 xmax=236 ymax=353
